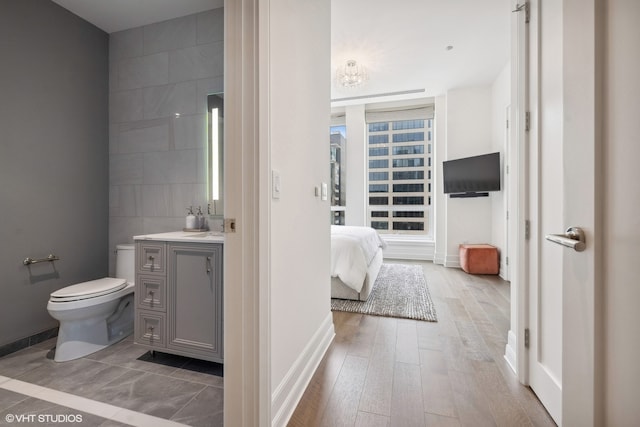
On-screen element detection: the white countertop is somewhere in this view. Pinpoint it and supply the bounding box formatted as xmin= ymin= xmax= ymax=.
xmin=133 ymin=231 xmax=225 ymax=244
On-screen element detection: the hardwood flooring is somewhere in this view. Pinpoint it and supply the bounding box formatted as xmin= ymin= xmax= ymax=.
xmin=288 ymin=261 xmax=556 ymax=427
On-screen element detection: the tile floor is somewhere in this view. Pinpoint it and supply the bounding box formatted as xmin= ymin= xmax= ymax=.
xmin=0 ymin=335 xmax=223 ymax=426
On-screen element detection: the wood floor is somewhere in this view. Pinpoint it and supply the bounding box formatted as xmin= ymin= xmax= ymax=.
xmin=288 ymin=261 xmax=556 ymax=427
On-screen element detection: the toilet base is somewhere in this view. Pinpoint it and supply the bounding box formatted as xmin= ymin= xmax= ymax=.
xmin=52 ymin=295 xmax=134 ymax=362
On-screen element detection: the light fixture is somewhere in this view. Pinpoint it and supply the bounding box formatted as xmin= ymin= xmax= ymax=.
xmin=336 ymin=59 xmax=368 ymax=88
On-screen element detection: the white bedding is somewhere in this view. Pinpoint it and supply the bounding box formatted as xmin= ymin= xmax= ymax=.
xmin=330 ymin=225 xmax=386 ymax=292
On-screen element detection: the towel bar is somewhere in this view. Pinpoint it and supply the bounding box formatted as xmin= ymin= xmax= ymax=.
xmin=23 ymin=254 xmax=60 ymax=266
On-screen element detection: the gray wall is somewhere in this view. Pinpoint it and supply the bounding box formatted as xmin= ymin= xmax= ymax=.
xmin=108 ymin=8 xmax=224 ymax=275
xmin=0 ymin=1 xmax=109 ymax=346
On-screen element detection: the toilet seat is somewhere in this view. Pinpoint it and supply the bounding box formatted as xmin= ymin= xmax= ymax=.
xmin=50 ymin=278 xmax=127 ymax=303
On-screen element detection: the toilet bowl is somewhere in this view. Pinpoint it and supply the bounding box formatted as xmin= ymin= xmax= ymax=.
xmin=47 ymin=244 xmax=135 ymax=362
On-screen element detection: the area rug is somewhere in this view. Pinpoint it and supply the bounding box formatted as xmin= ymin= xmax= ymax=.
xmin=331 ymin=263 xmax=437 ymax=322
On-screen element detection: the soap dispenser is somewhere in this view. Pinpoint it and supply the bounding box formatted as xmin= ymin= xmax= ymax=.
xmin=186 ymin=206 xmax=197 ymax=230
xmin=196 ymin=206 xmax=205 ymax=230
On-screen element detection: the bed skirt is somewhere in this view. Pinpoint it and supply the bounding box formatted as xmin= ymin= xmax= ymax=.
xmin=331 ymin=249 xmax=384 ymax=301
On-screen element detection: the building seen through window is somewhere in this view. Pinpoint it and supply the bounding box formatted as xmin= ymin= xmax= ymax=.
xmin=367 ymin=117 xmax=433 ymax=234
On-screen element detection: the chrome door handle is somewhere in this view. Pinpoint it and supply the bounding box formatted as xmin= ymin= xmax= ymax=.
xmin=545 ymin=227 xmax=586 ymax=252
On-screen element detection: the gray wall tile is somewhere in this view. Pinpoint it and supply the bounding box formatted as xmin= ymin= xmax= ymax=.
xmin=143 ymin=81 xmax=197 ymax=119
xmin=110 ymin=185 xmax=142 ymax=217
xmin=109 ymin=8 xmax=223 ymax=245
xmin=143 ymin=15 xmax=196 ymax=55
xmin=110 ymin=153 xmax=144 ymax=185
xmin=110 ymin=28 xmax=143 ymax=61
xmin=118 ymin=53 xmax=169 ymax=90
xmin=110 ymin=89 xmax=144 ymax=123
xmin=119 ymin=120 xmax=171 ymax=153
xmin=143 ymin=150 xmax=198 ymax=184
xmin=174 ymin=114 xmax=206 ymax=150
xmin=197 ymin=9 xmax=224 ymax=45
xmin=169 ymin=43 xmax=223 ymax=83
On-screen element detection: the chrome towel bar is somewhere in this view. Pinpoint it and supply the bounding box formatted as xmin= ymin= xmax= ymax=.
xmin=23 ymin=254 xmax=60 ymax=266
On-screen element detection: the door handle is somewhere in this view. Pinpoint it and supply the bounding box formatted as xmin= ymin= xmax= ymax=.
xmin=545 ymin=227 xmax=586 ymax=252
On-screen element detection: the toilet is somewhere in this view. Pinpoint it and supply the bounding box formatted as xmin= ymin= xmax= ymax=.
xmin=47 ymin=244 xmax=135 ymax=362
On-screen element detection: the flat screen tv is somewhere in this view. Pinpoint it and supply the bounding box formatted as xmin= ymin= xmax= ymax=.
xmin=442 ymin=152 xmax=501 ymax=197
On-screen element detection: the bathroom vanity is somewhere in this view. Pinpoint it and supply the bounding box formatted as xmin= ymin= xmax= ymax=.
xmin=133 ymin=231 xmax=224 ymax=363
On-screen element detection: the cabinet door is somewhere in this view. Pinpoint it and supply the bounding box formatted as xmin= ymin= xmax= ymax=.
xmin=167 ymin=243 xmax=223 ymax=362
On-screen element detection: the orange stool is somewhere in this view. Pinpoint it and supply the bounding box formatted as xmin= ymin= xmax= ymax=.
xmin=459 ymin=244 xmax=499 ymax=275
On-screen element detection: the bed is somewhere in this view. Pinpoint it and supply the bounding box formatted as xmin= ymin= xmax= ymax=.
xmin=330 ymin=225 xmax=387 ymax=301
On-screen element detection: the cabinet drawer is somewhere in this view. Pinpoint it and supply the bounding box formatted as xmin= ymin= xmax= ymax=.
xmin=135 ymin=311 xmax=166 ymax=347
xmin=136 ymin=275 xmax=166 ymax=312
xmin=136 ymin=242 xmax=166 ymax=275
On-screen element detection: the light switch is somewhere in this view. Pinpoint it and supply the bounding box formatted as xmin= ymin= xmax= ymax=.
xmin=321 ymin=182 xmax=328 ymax=201
xmin=272 ymin=170 xmax=281 ymax=199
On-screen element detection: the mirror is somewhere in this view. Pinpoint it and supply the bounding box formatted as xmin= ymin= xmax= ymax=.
xmin=208 ymin=93 xmax=224 ymax=218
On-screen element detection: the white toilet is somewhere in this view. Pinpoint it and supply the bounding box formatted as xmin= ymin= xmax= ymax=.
xmin=47 ymin=244 xmax=135 ymax=362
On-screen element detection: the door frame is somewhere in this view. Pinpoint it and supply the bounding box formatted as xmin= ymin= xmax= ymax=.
xmin=513 ymin=0 xmax=603 ymax=425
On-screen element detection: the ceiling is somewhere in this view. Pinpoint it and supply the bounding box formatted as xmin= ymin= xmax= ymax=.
xmin=51 ymin=0 xmax=510 ymax=106
xmin=51 ymin=0 xmax=222 ymax=34
xmin=331 ymin=0 xmax=510 ymax=105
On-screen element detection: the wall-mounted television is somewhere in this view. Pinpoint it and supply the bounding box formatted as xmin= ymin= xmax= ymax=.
xmin=442 ymin=152 xmax=501 ymax=198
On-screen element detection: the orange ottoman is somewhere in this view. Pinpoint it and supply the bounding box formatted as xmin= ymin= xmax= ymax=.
xmin=459 ymin=244 xmax=499 ymax=275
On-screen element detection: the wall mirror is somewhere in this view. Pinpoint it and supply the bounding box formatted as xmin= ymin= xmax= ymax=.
xmin=208 ymin=93 xmax=224 ymax=218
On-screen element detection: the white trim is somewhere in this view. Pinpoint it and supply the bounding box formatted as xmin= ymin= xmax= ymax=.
xmin=444 ymin=254 xmax=461 ymax=269
xmin=224 ymin=0 xmax=265 ymax=425
xmin=433 ymin=251 xmax=446 ymax=266
xmin=504 ymin=329 xmax=517 ymax=374
xmin=271 ymin=313 xmax=335 ymax=427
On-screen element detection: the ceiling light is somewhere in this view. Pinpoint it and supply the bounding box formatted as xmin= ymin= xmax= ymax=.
xmin=336 ymin=60 xmax=368 ymax=88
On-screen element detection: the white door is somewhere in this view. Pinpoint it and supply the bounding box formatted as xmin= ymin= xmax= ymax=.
xmin=516 ymin=1 xmax=598 ymax=426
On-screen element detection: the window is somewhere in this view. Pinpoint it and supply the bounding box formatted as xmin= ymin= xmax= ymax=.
xmin=330 ymin=125 xmax=346 ymax=225
xmin=369 ymin=147 xmax=389 ymax=156
xmin=369 ymin=172 xmax=389 ymax=181
xmin=366 ymin=113 xmax=433 ymax=235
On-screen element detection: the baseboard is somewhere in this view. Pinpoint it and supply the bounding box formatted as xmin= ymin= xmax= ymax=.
xmin=504 ymin=329 xmax=517 ymax=375
xmin=271 ymin=312 xmax=335 ymax=427
xmin=433 ymin=251 xmax=446 ymax=265
xmin=444 ymin=254 xmax=461 ymax=268
xmin=0 ymin=327 xmax=58 ymax=358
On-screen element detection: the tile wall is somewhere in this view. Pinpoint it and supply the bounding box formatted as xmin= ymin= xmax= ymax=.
xmin=108 ymin=8 xmax=223 ymax=274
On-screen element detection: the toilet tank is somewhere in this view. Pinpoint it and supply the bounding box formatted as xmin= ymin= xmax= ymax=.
xmin=115 ymin=244 xmax=135 ymax=284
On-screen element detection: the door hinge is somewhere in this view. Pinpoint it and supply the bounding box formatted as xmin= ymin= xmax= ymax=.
xmin=525 ymin=219 xmax=531 ymax=240
xmin=506 ymin=210 xmax=509 ymax=220
xmin=506 ymin=118 xmax=509 ymax=129
xmin=525 ymin=111 xmax=531 ymax=132
xmin=506 ymin=256 xmax=509 ymax=266
xmin=513 ymin=2 xmax=530 ymax=24
xmin=524 ymin=328 xmax=530 ymax=348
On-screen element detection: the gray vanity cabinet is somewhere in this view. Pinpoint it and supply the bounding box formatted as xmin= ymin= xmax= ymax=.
xmin=134 ymin=241 xmax=223 ymax=363
xmin=167 ymin=243 xmax=223 ymax=363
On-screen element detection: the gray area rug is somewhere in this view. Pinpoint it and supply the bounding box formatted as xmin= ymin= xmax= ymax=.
xmin=331 ymin=263 xmax=437 ymax=322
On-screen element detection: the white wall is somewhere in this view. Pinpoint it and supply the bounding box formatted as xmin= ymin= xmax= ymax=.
xmin=267 ymin=0 xmax=333 ymax=424
xmin=443 ymin=86 xmax=494 ymax=266
xmin=603 ymin=0 xmax=640 ymax=423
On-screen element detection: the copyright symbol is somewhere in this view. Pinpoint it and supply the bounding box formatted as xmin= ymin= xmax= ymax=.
xmin=5 ymin=414 xmax=14 ymax=423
